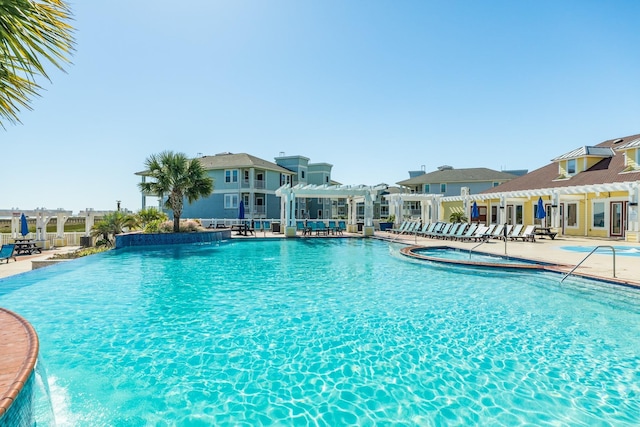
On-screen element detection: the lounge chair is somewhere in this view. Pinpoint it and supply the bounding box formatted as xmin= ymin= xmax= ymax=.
xmin=508 ymin=224 xmax=524 ymax=240
xmin=425 ymin=222 xmax=447 ymax=238
xmin=448 ymin=223 xmax=468 ymax=240
xmin=513 ymin=225 xmax=536 ymax=242
xmin=471 ymin=225 xmax=489 ymax=241
xmin=482 ymin=224 xmax=496 ymax=239
xmin=296 ymin=221 xmax=306 ymax=235
xmin=440 ymin=223 xmax=461 ymax=239
xmin=328 ymin=220 xmax=338 ymax=234
xmin=263 ymin=220 xmax=271 ymax=233
xmin=417 ymin=223 xmax=435 ymax=236
xmin=0 ymin=244 xmax=16 ymax=264
xmin=457 ymin=223 xmax=478 ymax=241
xmin=390 ymin=221 xmax=408 ymax=234
xmin=337 ymin=221 xmax=346 ymax=234
xmin=489 ymin=224 xmax=505 ymax=240
xmin=402 ymin=221 xmax=420 ymax=234
xmin=433 ymin=223 xmax=453 ymax=239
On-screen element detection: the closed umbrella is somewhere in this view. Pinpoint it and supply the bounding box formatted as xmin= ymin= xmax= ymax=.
xmin=238 ymin=200 xmax=245 ymax=219
xmin=535 ymin=197 xmax=546 ymax=219
xmin=20 ymin=213 xmax=29 ymax=237
xmin=471 ymin=201 xmax=479 ymax=220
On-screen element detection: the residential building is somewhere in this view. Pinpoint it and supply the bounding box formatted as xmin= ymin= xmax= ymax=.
xmin=465 ymin=134 xmax=640 ymax=241
xmin=394 ymin=166 xmax=521 ymax=221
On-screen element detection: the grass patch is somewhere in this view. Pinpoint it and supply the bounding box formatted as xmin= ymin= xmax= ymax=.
xmin=50 ymin=246 xmax=111 ymax=259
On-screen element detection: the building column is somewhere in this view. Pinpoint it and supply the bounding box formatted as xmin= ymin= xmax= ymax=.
xmin=363 ymin=192 xmax=374 ymax=236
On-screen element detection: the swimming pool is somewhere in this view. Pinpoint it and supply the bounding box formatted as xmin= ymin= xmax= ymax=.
xmin=1 ymin=239 xmax=640 ymax=425
xmin=561 ymin=245 xmax=640 ymax=257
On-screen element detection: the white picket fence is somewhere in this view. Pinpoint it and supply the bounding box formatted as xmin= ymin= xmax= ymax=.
xmin=0 ymin=232 xmax=86 ymax=247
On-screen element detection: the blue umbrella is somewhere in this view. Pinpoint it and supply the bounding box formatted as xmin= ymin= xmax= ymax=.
xmin=471 ymin=201 xmax=479 ymax=219
xmin=238 ymin=200 xmax=245 ymax=219
xmin=20 ymin=213 xmax=29 ymax=237
xmin=535 ymin=197 xmax=546 ymax=219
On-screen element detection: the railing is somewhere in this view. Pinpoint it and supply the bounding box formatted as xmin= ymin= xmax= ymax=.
xmin=560 ymin=245 xmax=616 ymax=283
xmin=469 ymin=239 xmax=489 ymax=258
xmin=1 ymin=232 xmax=86 ymax=247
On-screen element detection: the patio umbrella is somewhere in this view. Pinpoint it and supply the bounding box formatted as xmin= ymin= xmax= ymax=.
xmin=535 ymin=197 xmax=546 ymax=219
xmin=471 ymin=201 xmax=479 ymax=220
xmin=238 ymin=200 xmax=245 ymax=219
xmin=20 ymin=213 xmax=29 ymax=237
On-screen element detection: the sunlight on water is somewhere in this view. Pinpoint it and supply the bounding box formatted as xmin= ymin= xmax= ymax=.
xmin=1 ymin=239 xmax=639 ymax=426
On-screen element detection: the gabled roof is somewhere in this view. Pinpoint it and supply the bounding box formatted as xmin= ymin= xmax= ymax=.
xmin=197 ymin=153 xmax=293 ymax=174
xmin=484 ymin=133 xmax=640 ymax=194
xmin=551 ymin=146 xmax=614 ymax=161
xmin=616 ymin=137 xmax=640 ymax=150
xmin=397 ymin=168 xmax=518 ymax=186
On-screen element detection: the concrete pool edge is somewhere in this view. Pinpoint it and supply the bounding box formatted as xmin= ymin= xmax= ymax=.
xmin=0 ymin=308 xmax=39 ymax=424
xmin=400 ymin=245 xmax=640 ymax=289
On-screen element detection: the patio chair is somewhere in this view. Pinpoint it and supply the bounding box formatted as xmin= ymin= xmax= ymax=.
xmin=316 ymin=221 xmax=329 ymax=236
xmin=433 ymin=223 xmax=453 ymax=239
xmin=0 ymin=244 xmax=16 ymax=264
xmin=389 ymin=221 xmax=406 ymax=234
xmin=402 ymin=221 xmax=419 ymax=234
xmin=471 ymin=225 xmax=489 ymax=241
xmin=425 ymin=222 xmax=447 ymax=238
xmin=440 ymin=223 xmax=460 ymax=239
xmin=263 ymin=220 xmax=271 ymax=234
xmin=447 ymin=223 xmax=468 ymax=240
xmin=328 ymin=220 xmax=338 ymax=234
xmin=508 ymin=224 xmax=524 ymax=240
xmin=457 ymin=223 xmax=478 ymax=241
xmin=296 ymin=221 xmax=306 ymax=235
xmin=489 ymin=224 xmax=505 ymax=240
xmin=417 ymin=223 xmax=435 ymax=236
xmin=337 ymin=221 xmax=346 ymax=234
xmin=514 ymin=225 xmax=536 ymax=242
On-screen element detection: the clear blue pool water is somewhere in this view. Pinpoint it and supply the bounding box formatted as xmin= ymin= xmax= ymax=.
xmin=1 ymin=239 xmax=640 ymax=426
xmin=561 ymin=245 xmax=640 ymax=257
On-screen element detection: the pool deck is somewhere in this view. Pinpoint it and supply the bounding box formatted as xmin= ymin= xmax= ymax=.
xmin=374 ymin=231 xmax=640 ymax=287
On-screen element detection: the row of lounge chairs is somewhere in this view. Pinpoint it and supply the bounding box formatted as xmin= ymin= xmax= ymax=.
xmin=387 ymin=221 xmax=537 ymax=242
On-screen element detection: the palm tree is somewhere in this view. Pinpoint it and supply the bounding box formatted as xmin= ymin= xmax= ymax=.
xmin=135 ymin=207 xmax=168 ymax=231
xmin=0 ymin=0 xmax=75 ymax=127
xmin=138 ymin=151 xmax=214 ymax=232
xmin=90 ymin=211 xmax=137 ymax=246
xmin=449 ymin=211 xmax=468 ymax=223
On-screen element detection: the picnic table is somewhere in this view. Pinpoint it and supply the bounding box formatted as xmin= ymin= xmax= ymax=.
xmin=534 ymin=226 xmax=557 ymax=240
xmin=14 ymin=240 xmax=42 ymax=255
xmin=231 ymin=224 xmax=254 ymax=236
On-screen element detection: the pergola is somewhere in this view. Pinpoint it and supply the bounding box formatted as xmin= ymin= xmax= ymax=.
xmin=0 ymin=208 xmax=73 ymax=241
xmin=385 ymin=181 xmax=640 ymax=234
xmin=276 ymin=183 xmax=388 ymax=237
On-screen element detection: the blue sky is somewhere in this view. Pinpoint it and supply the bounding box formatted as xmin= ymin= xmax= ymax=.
xmin=4 ymin=0 xmax=640 ymax=214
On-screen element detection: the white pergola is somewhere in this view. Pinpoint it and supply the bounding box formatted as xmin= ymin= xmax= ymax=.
xmin=276 ymin=183 xmax=387 ymax=237
xmin=385 ymin=181 xmax=640 ymax=234
xmin=0 ymin=208 xmax=73 ymax=240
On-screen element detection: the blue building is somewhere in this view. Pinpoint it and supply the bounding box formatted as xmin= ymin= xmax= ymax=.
xmin=138 ymin=152 xmax=336 ymax=220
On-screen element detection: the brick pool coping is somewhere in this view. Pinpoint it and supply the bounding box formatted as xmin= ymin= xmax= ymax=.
xmin=0 ymin=308 xmax=39 ymax=421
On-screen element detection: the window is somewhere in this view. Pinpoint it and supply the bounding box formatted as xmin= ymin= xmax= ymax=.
xmin=424 ymin=184 xmax=430 ymax=193
xmin=440 ymin=183 xmax=446 ymax=193
xmin=280 ymin=174 xmax=291 ymax=186
xmin=301 ymin=170 xmax=305 ymax=179
xmin=592 ymin=202 xmax=605 ymax=228
xmin=491 ymin=206 xmax=498 ymax=223
xmin=325 ymin=176 xmax=329 ymax=183
xmin=224 ymin=194 xmax=238 ymax=209
xmin=493 ymin=182 xmax=500 ymax=187
xmin=567 ymin=159 xmax=576 ymax=175
xmin=515 ymin=205 xmax=523 ymax=224
xmin=636 ymin=149 xmax=640 ymax=167
xmin=567 ymin=203 xmax=578 ymax=227
xmin=225 ymin=169 xmax=238 ymax=183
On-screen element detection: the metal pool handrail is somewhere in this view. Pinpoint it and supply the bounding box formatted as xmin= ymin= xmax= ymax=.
xmin=469 ymin=239 xmax=489 ymax=258
xmin=560 ymin=245 xmax=616 ymax=283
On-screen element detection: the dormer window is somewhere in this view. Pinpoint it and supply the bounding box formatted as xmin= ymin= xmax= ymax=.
xmin=567 ymin=159 xmax=576 ymax=175
xmin=615 ymin=138 xmax=640 ymax=172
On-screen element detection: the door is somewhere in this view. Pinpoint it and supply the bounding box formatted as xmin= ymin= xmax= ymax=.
xmin=610 ymin=201 xmax=626 ymax=238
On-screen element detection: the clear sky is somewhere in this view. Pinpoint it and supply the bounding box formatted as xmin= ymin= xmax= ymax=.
xmin=4 ymin=0 xmax=640 ymax=214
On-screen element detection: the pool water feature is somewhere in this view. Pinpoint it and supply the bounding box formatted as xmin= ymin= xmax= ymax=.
xmin=1 ymin=239 xmax=640 ymax=425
